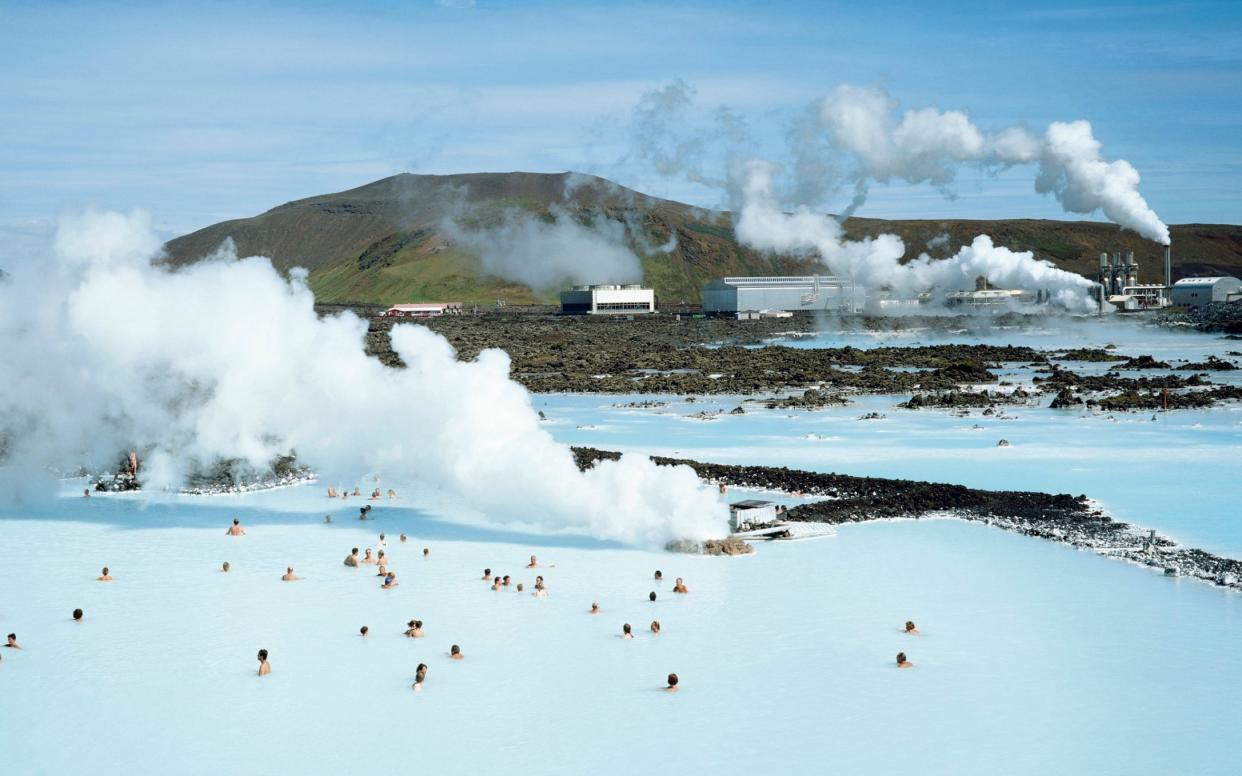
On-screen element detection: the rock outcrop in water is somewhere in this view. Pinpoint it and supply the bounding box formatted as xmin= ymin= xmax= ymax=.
xmin=572 ymin=447 xmax=1242 ymax=590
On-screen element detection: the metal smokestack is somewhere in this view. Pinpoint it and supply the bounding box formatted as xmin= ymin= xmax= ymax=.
xmin=1164 ymin=243 xmax=1172 ymax=289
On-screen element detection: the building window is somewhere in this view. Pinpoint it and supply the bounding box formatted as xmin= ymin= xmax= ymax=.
xmin=595 ymin=301 xmax=652 ymax=311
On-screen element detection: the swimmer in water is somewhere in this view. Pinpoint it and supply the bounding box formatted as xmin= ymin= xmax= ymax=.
xmin=400 ymin=533 xmax=408 ymax=543
xmin=382 ymin=573 xmax=398 ymax=589
xmin=360 ymin=626 xmax=369 ymax=637
xmin=590 ymin=602 xmax=601 ymax=614
xmin=362 ymin=549 xmax=375 ymax=565
xmin=527 ymin=555 xmax=538 ymax=568
xmin=404 ymin=620 xmax=424 ymax=638
xmin=450 ymin=645 xmax=463 ymax=660
xmin=896 ymin=652 xmax=913 ymax=668
xmin=358 ymin=507 xmax=368 ymax=520
xmin=388 ymin=489 xmax=396 ymax=499
xmin=371 ymin=488 xmax=381 ymax=500
xmin=327 ymin=487 xmax=338 ymax=498
xmin=673 ymin=578 xmax=688 ymax=594
xmin=482 ymin=568 xmax=492 ymax=580
xmin=491 ymin=578 xmax=502 ymax=591
xmin=83 ymin=488 xmax=91 ymax=498
xmin=423 ymin=548 xmax=429 ymax=558
xmin=665 ymin=673 xmax=679 ymax=692
xmin=98 ymin=566 xmax=113 ymax=581
xmin=376 ymin=550 xmax=387 ymax=567
xmin=225 ymin=518 xmax=245 ymax=536
xmin=503 ymin=575 xmax=512 ymax=587
xmin=222 ymin=562 xmax=230 ymax=572
xmin=654 ymin=570 xmax=663 ymax=582
xmin=377 ymin=534 xmax=387 ymax=551
xmin=516 ymin=582 xmax=524 ymax=592
xmin=4 ymin=633 xmax=20 ymax=649
xmin=622 ymin=623 xmax=633 ymax=640
xmin=344 ymin=548 xmax=360 ymax=567
xmin=324 ymin=515 xmax=332 ymax=523
xmin=650 ymin=621 xmax=661 ymax=635
xmin=376 ymin=564 xmax=388 ymax=577
xmin=352 ymin=488 xmax=362 ymax=497
xmin=533 ymin=578 xmax=547 ymax=598
xmin=649 ymin=591 xmax=657 ymax=602
xmin=257 ymin=649 xmax=271 ymax=676
xmin=73 ymin=608 xmax=83 ymax=621
xmin=904 ymin=621 xmax=919 ymax=635
xmin=412 ymin=663 xmax=428 ymax=690
xmin=281 ymin=567 xmax=299 ymax=581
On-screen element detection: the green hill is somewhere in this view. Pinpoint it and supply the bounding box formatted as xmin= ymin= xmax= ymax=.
xmin=163 ymin=171 xmax=1242 ymax=305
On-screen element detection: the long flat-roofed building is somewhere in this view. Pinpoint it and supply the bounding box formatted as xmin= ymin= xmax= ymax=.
xmin=559 ymin=284 xmax=655 ymax=315
xmin=1170 ymin=276 xmax=1242 ymax=309
xmin=702 ymin=275 xmax=854 ymax=314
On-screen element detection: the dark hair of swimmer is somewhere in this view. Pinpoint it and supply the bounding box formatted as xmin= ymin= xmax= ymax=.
xmin=655 ymin=570 xmax=663 ymax=579
xmin=623 ymin=623 xmax=632 ymax=635
xmin=102 ymin=567 xmax=109 ymax=575
xmin=905 ymin=621 xmax=916 ymax=631
xmin=484 ymin=568 xmax=491 ymax=575
xmin=258 ymin=649 xmax=268 ymax=660
xmin=352 ymin=547 xmax=359 ymax=554
xmin=667 ymin=673 xmax=678 ymax=687
xmin=649 ymin=591 xmax=656 ymax=602
xmin=73 ymin=608 xmax=83 ymax=621
xmin=233 ymin=519 xmax=239 ymax=525
xmin=360 ymin=626 xmax=369 ymax=635
xmin=7 ymin=633 xmax=14 ymax=640
xmin=451 ymin=644 xmax=461 ymax=656
xmin=896 ymin=652 xmax=907 ymax=665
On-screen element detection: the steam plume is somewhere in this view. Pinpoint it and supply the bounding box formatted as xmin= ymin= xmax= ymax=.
xmin=0 ymin=210 xmax=727 ymax=545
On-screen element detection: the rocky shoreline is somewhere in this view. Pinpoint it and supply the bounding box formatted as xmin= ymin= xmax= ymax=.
xmin=572 ymin=447 xmax=1242 ymax=590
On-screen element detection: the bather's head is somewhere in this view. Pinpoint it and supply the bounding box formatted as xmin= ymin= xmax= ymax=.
xmin=258 ymin=649 xmax=268 ymax=661
xmin=360 ymin=626 xmax=369 ymax=636
xmin=905 ymin=621 xmax=916 ymax=632
xmin=451 ymin=644 xmax=461 ymax=657
xmin=222 ymin=562 xmax=230 ymax=572
xmin=896 ymin=652 xmax=907 ymax=665
xmin=649 ymin=591 xmax=656 ymax=602
xmin=623 ymin=623 xmax=632 ymax=635
xmin=667 ymin=673 xmax=679 ymax=688
xmin=72 ymin=608 xmax=83 ymax=621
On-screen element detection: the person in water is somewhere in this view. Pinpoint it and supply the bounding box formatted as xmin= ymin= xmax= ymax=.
xmin=516 ymin=583 xmax=524 ymax=592
xmin=413 ymin=663 xmax=428 ymax=690
xmin=376 ymin=564 xmax=388 ymax=577
xmin=362 ymin=549 xmax=375 ymax=565
xmin=371 ymin=488 xmax=381 ymax=499
xmin=382 ymin=572 xmax=398 ymax=589
xmin=654 ymin=570 xmax=663 ymax=582
xmin=376 ymin=550 xmax=387 ymax=567
xmin=352 ymin=488 xmax=362 ymax=497
xmin=327 ymin=487 xmax=338 ymax=498
xmin=344 ymin=548 xmax=360 ymax=567
xmin=450 ymin=645 xmax=463 ymax=660
xmin=527 ymin=555 xmax=538 ymax=568
xmin=358 ymin=507 xmax=368 ymax=520
xmin=502 ymin=575 xmax=512 ymax=587
xmin=281 ymin=567 xmax=299 ymax=581
xmin=405 ymin=620 xmax=424 ymax=638
xmin=673 ymin=578 xmax=688 ymax=594
xmin=98 ymin=566 xmax=113 ymax=581
xmin=387 ymin=489 xmax=396 ymax=499
xmin=377 ymin=534 xmax=387 ymax=551
xmin=482 ymin=568 xmax=492 ymax=581
xmin=324 ymin=515 xmax=332 ymax=523
xmin=423 ymin=548 xmax=429 ymax=558
xmin=896 ymin=652 xmax=913 ymax=668
xmin=665 ymin=673 xmax=679 ymax=692
xmin=83 ymin=488 xmax=91 ymax=498
xmin=400 ymin=533 xmax=408 ymax=543
xmin=622 ymin=623 xmax=633 ymax=640
xmin=221 ymin=562 xmax=230 ymax=572
xmin=4 ymin=633 xmax=20 ymax=649
xmin=590 ymin=602 xmax=601 ymax=614
xmin=73 ymin=608 xmax=83 ymax=621
xmin=226 ymin=518 xmax=245 ymax=536
xmin=257 ymin=649 xmax=271 ymax=676
xmin=649 ymin=591 xmax=657 ymax=602
xmin=904 ymin=621 xmax=919 ymax=635
xmin=360 ymin=626 xmax=369 ymax=637
xmin=650 ymin=621 xmax=661 ymax=635
xmin=533 ymin=578 xmax=547 ymax=598
xmin=491 ymin=577 xmax=502 ymax=591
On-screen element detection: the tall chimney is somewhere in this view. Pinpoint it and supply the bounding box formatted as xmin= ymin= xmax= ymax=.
xmin=1164 ymin=243 xmax=1172 ymax=289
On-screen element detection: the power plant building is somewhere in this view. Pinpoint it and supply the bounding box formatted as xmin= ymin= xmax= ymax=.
xmin=559 ymin=284 xmax=655 ymax=315
xmin=1170 ymin=276 xmax=1242 ymax=309
xmin=702 ymin=275 xmax=854 ymax=315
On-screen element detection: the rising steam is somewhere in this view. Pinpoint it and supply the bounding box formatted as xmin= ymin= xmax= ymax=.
xmin=442 ymin=205 xmax=644 ymax=290
xmin=0 ymin=210 xmax=727 ymax=545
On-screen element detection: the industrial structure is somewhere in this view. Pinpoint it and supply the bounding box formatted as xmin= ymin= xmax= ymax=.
xmin=382 ymin=302 xmax=463 ymax=318
xmin=1170 ymin=276 xmax=1242 ymax=309
xmin=1097 ymin=251 xmax=1171 ymax=312
xmin=702 ymin=275 xmax=856 ymax=316
xmin=559 ymin=284 xmax=655 ymax=315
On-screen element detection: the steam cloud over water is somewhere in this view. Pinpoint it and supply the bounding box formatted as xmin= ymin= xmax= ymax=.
xmin=0 ymin=210 xmax=727 ymax=545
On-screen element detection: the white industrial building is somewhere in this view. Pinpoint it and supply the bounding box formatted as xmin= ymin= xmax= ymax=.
xmin=382 ymin=302 xmax=463 ymax=318
xmin=702 ymin=275 xmax=855 ymax=315
xmin=1170 ymin=276 xmax=1242 ymax=309
xmin=559 ymin=284 xmax=655 ymax=315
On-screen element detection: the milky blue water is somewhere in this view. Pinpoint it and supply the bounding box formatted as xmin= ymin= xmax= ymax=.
xmin=2 ymin=318 xmax=1240 ymax=775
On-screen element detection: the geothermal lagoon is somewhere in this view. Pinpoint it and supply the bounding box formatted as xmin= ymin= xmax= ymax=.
xmin=2 ymin=319 xmax=1240 ymax=775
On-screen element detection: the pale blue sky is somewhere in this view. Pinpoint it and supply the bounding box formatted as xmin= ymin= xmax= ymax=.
xmin=1 ymin=0 xmax=1239 ymax=260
